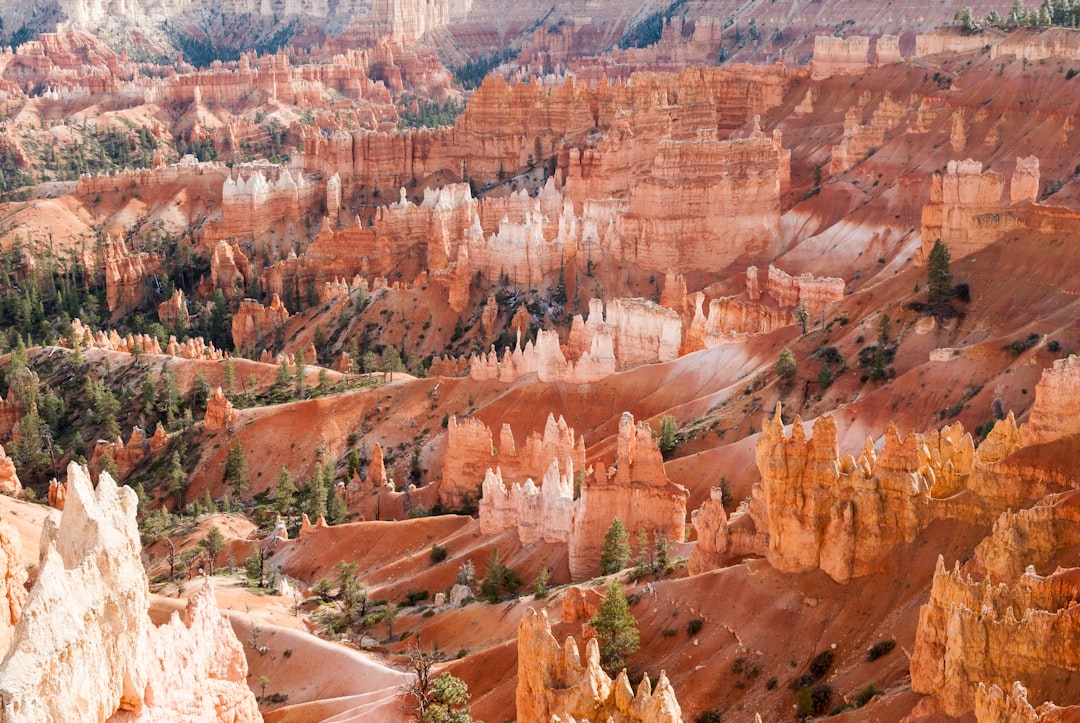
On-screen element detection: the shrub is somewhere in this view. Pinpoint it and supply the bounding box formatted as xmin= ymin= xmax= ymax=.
xmin=687 ymin=618 xmax=704 ymax=636
xmin=696 ymin=711 xmax=723 ymax=723
xmin=405 ymin=590 xmax=430 ymax=605
xmin=855 ymin=684 xmax=881 ymax=707
xmin=430 ymin=543 xmax=448 ymax=563
xmin=867 ymin=639 xmax=896 ymax=661
xmin=661 ymin=628 xmax=677 ymax=638
xmin=766 ymin=677 xmax=778 ymax=690
xmin=808 ymin=649 xmax=835 ymax=679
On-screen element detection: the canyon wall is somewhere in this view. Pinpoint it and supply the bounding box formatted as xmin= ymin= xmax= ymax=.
xmin=830 ymin=92 xmax=910 ymax=175
xmin=611 ymin=124 xmax=788 ymax=274
xmin=568 ymin=413 xmax=688 ymax=580
xmin=516 ymin=607 xmax=682 ymax=723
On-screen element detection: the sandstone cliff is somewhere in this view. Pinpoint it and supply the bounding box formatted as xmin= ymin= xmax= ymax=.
xmin=0 ymin=514 xmax=27 ymax=653
xmin=516 ymin=607 xmax=682 ymax=723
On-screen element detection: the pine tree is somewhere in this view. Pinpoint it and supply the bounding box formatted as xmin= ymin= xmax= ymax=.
xmin=328 ymin=486 xmax=348 ymax=524
xmin=276 ymin=465 xmax=297 ymax=519
xmin=224 ymin=442 xmax=250 ymax=497
xmin=307 ymin=474 xmax=328 ymax=521
xmin=599 ymin=517 xmax=631 ymax=575
xmin=657 ymin=415 xmax=679 ymax=456
xmin=97 ymin=450 xmax=120 ymax=481
xmin=927 ymin=239 xmax=953 ymax=308
xmin=169 ymin=451 xmax=187 ymax=508
xmin=590 ymin=580 xmax=640 ymax=675
xmin=796 ymin=299 xmax=810 ymax=335
xmin=199 ymin=527 xmax=226 ymax=575
xmin=774 ymin=347 xmax=797 ymax=379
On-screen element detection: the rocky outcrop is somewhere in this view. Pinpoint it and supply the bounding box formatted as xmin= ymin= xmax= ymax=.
xmin=1020 ymin=354 xmax=1080 ymax=447
xmin=69 ymin=319 xmax=163 ymax=356
xmin=204 ymin=387 xmax=237 ymax=432
xmin=974 ymin=681 xmax=1080 ymax=722
xmin=973 ymin=489 xmax=1080 ymax=584
xmin=101 ymin=235 xmax=160 ymax=313
xmin=751 ymin=408 xmax=934 ymax=583
xmin=918 ymin=158 xmax=1032 ymax=263
xmin=811 ymin=36 xmax=871 ymax=80
xmin=0 ymin=446 xmax=21 ymax=497
xmin=516 ymin=607 xmax=682 ymax=723
xmin=989 ymin=27 xmax=1080 ymax=62
xmin=1011 ymin=156 xmax=1040 ymax=205
xmin=479 ymin=460 xmax=576 ymax=544
xmin=231 ymin=294 xmax=290 ymax=353
xmin=568 ymin=413 xmax=688 ymax=580
xmin=442 ymin=413 xmax=585 ymax=511
xmin=914 ymin=30 xmax=993 ymax=57
xmin=0 ymin=463 xmax=150 ymax=719
xmin=829 ymin=92 xmax=909 ymax=175
xmin=209 ymin=241 xmax=252 ymax=298
xmin=910 ymin=556 xmax=1080 ymax=718
xmin=0 ymin=462 xmax=260 ymax=721
xmin=116 ymin=586 xmax=261 ymax=722
xmin=0 ymin=514 xmax=27 ymax=652
xmin=212 ymin=168 xmax=318 ymax=257
xmin=157 ymin=290 xmax=188 ymax=329
xmin=91 ymin=426 xmax=153 ymax=481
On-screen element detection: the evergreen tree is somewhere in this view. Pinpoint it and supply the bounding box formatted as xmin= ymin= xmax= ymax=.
xmin=927 ymin=239 xmax=953 ymax=308
xmin=796 ymin=299 xmax=810 ymax=335
xmin=479 ymin=547 xmax=521 ymax=602
xmin=223 ymin=442 xmax=250 ymax=497
xmin=590 ymin=580 xmax=640 ymax=674
xmin=97 ymin=450 xmax=120 ymax=481
xmin=599 ymin=517 xmax=631 ymax=575
xmin=199 ymin=527 xmax=226 ymax=575
xmin=222 ymin=358 xmax=236 ymax=397
xmin=307 ymin=474 xmax=328 ymax=521
xmin=328 ymin=486 xmax=348 ymax=524
xmin=657 ymin=415 xmax=679 ymax=456
xmin=276 ymin=465 xmax=297 ymax=519
xmin=774 ymin=347 xmax=797 ymax=380
xmin=169 ymin=451 xmax=187 ymax=508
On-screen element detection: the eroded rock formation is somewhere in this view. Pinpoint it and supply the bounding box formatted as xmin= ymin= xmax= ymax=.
xmin=442 ymin=413 xmax=585 ymax=510
xmin=568 ymin=413 xmax=688 ymax=580
xmin=0 ymin=463 xmax=259 ymax=721
xmin=0 ymin=446 xmax=22 ymax=497
xmin=811 ymin=36 xmax=871 ymax=79
xmin=516 ymin=607 xmax=682 ymax=723
xmin=204 ymin=387 xmax=237 ymax=432
xmin=232 ymin=294 xmax=290 ymax=353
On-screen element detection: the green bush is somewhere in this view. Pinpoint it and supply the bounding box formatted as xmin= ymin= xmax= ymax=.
xmin=809 ymin=649 xmax=835 ymax=679
xmin=867 ymin=639 xmax=896 ymax=661
xmin=687 ymin=618 xmax=704 ymax=636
